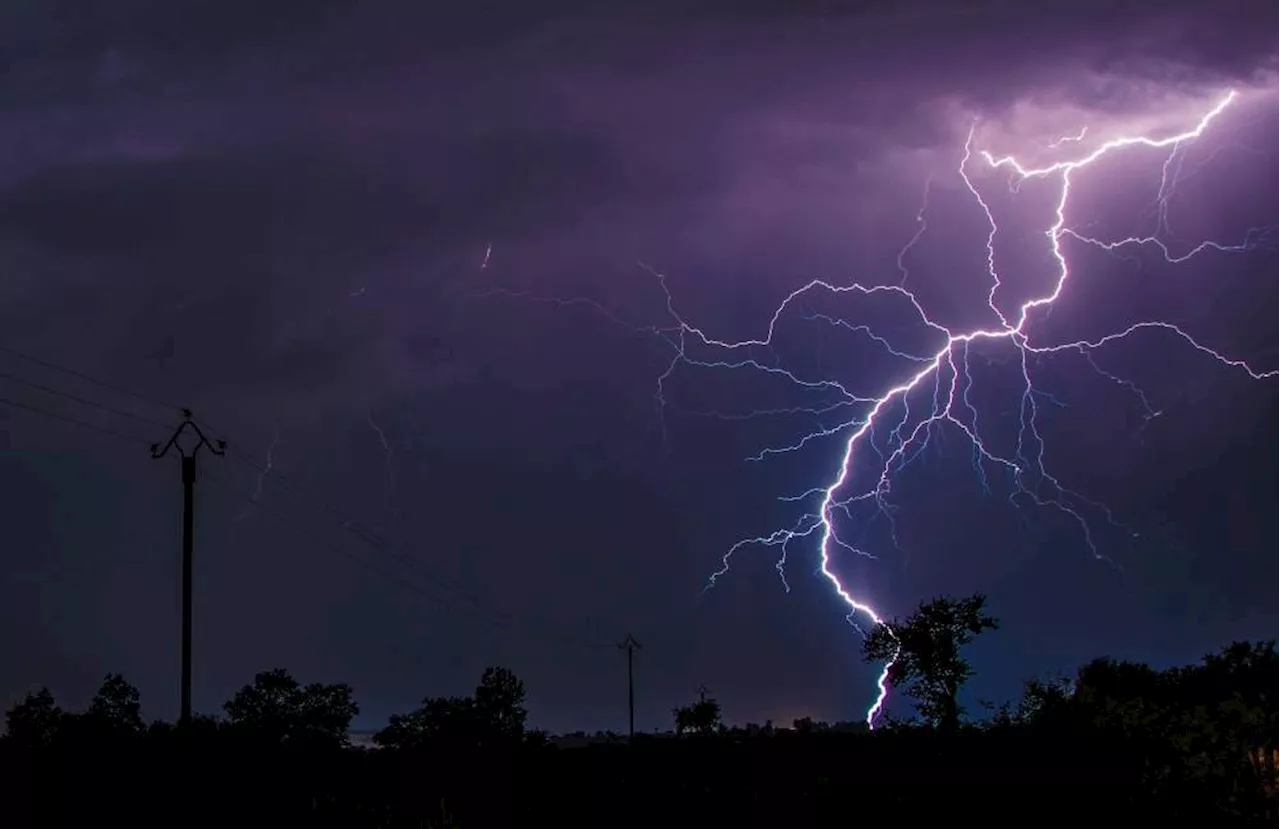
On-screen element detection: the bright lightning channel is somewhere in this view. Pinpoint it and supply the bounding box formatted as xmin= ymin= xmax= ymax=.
xmin=485 ymin=89 xmax=1275 ymax=728
xmin=699 ymin=90 xmax=1273 ymax=727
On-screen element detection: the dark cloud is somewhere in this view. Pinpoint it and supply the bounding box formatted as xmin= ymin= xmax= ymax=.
xmin=0 ymin=0 xmax=1273 ymax=733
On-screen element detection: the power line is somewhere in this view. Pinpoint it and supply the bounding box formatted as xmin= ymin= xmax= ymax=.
xmin=0 ymin=342 xmax=181 ymax=415
xmin=192 ymin=422 xmax=637 ymax=655
xmin=216 ymin=437 xmax=709 ymax=674
xmin=0 ymin=365 xmax=592 ymax=646
xmin=0 ymin=376 xmax=696 ymax=720
xmin=0 ymin=370 xmax=172 ymax=431
xmin=215 ymin=446 xmax=620 ymax=651
xmin=222 ymin=451 xmax=485 ymax=592
xmin=0 ymin=364 xmax=627 ymax=655
xmin=204 ymin=469 xmax=481 ymax=607
xmin=0 ymin=343 xmax=267 ymax=463
xmin=0 ymin=394 xmax=155 ymax=446
xmin=203 ymin=468 xmax=614 ymax=655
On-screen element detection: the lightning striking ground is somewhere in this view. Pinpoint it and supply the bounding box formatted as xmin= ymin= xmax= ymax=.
xmin=486 ymin=89 xmax=1275 ymax=727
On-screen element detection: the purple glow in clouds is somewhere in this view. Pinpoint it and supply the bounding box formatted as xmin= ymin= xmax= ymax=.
xmin=709 ymin=89 xmax=1275 ymax=725
xmin=494 ymin=85 xmax=1276 ymax=727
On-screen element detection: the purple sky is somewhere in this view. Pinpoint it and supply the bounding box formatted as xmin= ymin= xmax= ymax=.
xmin=0 ymin=0 xmax=1275 ymax=734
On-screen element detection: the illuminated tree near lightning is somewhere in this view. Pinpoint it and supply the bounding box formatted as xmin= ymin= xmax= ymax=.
xmin=486 ymin=89 xmax=1276 ymax=728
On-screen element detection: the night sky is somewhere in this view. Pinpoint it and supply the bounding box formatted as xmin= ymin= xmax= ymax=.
xmin=0 ymin=1 xmax=1275 ymax=736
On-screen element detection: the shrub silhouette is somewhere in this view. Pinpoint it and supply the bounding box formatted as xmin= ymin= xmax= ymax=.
xmin=673 ymin=697 xmax=721 ymax=736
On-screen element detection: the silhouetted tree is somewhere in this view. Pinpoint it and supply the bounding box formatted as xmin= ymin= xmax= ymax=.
xmin=375 ymin=666 xmax=527 ymax=749
xmin=224 ymin=668 xmax=357 ymax=747
xmin=83 ymin=674 xmax=144 ymax=737
xmin=4 ymin=687 xmax=63 ymax=747
xmin=474 ymin=666 xmax=527 ymax=739
xmin=1152 ymin=643 xmax=1272 ymax=809
xmin=1071 ymin=656 xmax=1167 ymax=735
xmin=862 ymin=593 xmax=999 ymax=731
xmin=1013 ymin=675 xmax=1074 ymax=727
xmin=1010 ymin=641 xmax=1277 ymax=818
xmin=376 ymin=695 xmax=477 ymax=749
xmin=1196 ymin=640 xmax=1276 ymax=751
xmin=673 ymin=698 xmax=721 ymax=736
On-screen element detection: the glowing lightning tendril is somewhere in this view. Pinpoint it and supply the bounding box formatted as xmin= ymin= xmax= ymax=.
xmin=484 ymin=89 xmax=1275 ymax=728
xmin=235 ymin=425 xmax=280 ymax=523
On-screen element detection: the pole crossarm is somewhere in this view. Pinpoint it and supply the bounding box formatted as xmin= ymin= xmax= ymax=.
xmin=151 ymin=408 xmax=226 ymax=460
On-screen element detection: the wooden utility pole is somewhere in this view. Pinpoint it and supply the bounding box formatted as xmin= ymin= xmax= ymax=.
xmin=618 ymin=634 xmax=641 ymax=740
xmin=151 ymin=409 xmax=225 ymax=726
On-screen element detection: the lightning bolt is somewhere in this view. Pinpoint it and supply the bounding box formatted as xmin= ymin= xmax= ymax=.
xmin=235 ymin=425 xmax=280 ymax=522
xmin=1048 ymin=126 xmax=1088 ymax=148
xmin=897 ymin=175 xmax=933 ymax=287
xmin=485 ymin=88 xmax=1275 ymax=728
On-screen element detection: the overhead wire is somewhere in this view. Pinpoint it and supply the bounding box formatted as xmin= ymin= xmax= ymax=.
xmin=0 ymin=394 xmax=156 ymax=446
xmin=0 ymin=369 xmax=172 ymax=432
xmin=203 ymin=467 xmax=611 ymax=654
xmin=0 ymin=342 xmax=183 ymax=416
xmin=0 ymin=356 xmax=616 ymax=655
xmin=0 ymin=347 xmax=472 ymax=601
xmin=192 ymin=416 xmax=623 ymax=653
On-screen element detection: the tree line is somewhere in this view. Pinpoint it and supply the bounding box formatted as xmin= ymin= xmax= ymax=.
xmin=3 ymin=594 xmax=1275 ymax=825
xmin=6 ymin=664 xmax=531 ymax=752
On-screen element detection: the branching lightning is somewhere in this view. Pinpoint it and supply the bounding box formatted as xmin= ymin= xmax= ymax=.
xmin=484 ymin=89 xmax=1276 ymax=727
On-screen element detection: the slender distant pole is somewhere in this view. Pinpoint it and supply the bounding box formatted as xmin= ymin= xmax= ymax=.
xmin=152 ymin=409 xmax=225 ymax=726
xmin=180 ymin=454 xmax=195 ymax=723
xmin=619 ymin=634 xmax=641 ymax=740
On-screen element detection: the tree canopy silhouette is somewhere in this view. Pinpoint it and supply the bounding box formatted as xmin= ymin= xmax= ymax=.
xmin=83 ymin=674 xmax=144 ymax=738
xmin=474 ymin=666 xmax=528 ymax=739
xmin=674 ymin=697 xmax=722 ymax=736
xmin=374 ymin=665 xmax=528 ymax=750
xmin=1041 ymin=640 xmax=1279 ymax=814
xmin=862 ymin=593 xmax=999 ymax=731
xmin=223 ymin=668 xmax=358 ymax=747
xmin=4 ymin=687 xmax=62 ymax=748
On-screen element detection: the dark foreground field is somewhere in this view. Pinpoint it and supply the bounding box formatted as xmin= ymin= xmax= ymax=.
xmin=4 ymin=727 xmax=1274 ymax=827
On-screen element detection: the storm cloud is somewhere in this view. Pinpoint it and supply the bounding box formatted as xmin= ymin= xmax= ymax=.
xmin=0 ymin=0 xmax=1273 ymax=732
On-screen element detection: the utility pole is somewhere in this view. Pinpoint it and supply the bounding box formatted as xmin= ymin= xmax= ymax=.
xmin=618 ymin=634 xmax=641 ymax=741
xmin=697 ymin=683 xmax=710 ymax=703
xmin=151 ymin=409 xmax=225 ymax=726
